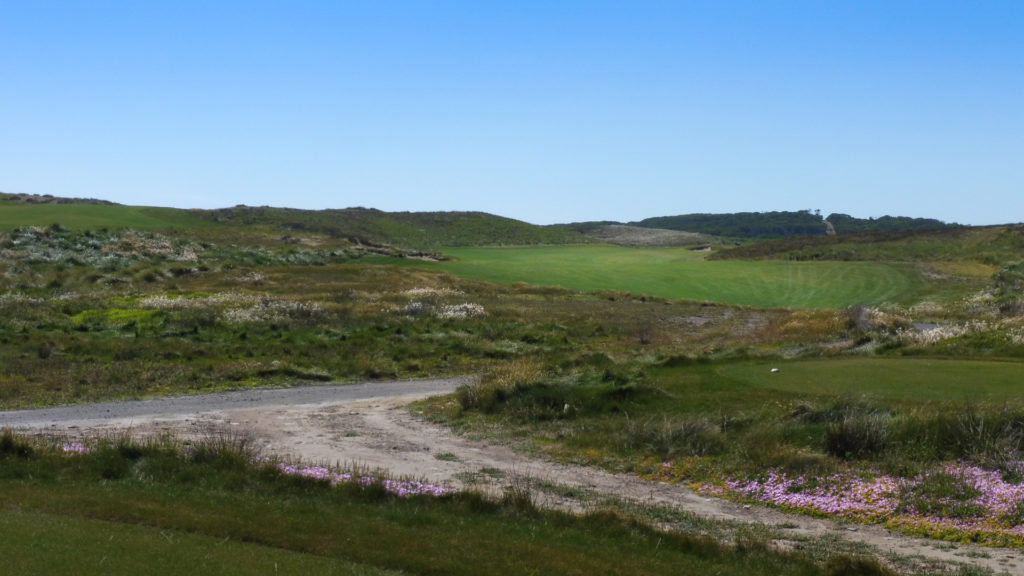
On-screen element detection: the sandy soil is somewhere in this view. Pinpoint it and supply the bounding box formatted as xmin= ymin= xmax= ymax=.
xmin=3 ymin=380 xmax=1021 ymax=574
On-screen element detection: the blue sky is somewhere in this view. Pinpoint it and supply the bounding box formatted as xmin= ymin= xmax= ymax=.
xmin=2 ymin=1 xmax=1022 ymax=225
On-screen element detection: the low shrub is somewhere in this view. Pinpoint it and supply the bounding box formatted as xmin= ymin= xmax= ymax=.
xmin=456 ymin=358 xmax=544 ymax=413
xmin=888 ymin=404 xmax=1024 ymax=465
xmin=624 ymin=416 xmax=725 ymax=459
xmin=823 ymin=555 xmax=893 ymax=576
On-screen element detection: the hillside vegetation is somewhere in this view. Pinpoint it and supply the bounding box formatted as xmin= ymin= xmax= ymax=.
xmin=3 ymin=194 xmax=590 ymax=249
xmin=4 ymin=194 xmax=1024 ymax=571
xmin=195 ymin=205 xmax=589 ymax=248
xmin=710 ymin=225 xmax=1024 ymax=267
xmin=635 ymin=210 xmax=829 ymax=238
xmin=826 ymin=213 xmax=956 ymax=235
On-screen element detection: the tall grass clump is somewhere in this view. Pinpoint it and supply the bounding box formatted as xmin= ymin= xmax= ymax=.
xmin=0 ymin=429 xmax=34 ymax=459
xmin=624 ymin=416 xmax=726 ymax=459
xmin=823 ymin=402 xmax=892 ymax=459
xmin=456 ymin=358 xmax=544 ymax=413
xmin=889 ymin=404 xmax=1024 ymax=476
xmin=822 ymin=555 xmax=893 ymax=576
xmin=824 ymin=412 xmax=891 ymax=459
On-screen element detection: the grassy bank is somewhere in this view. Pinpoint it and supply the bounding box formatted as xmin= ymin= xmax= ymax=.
xmin=434 ymin=357 xmax=1024 ymax=546
xmin=0 ymin=432 xmax=889 ymax=576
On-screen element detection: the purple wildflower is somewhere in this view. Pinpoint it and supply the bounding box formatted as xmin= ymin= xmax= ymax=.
xmin=711 ymin=462 xmax=1024 ymax=544
xmin=61 ymin=442 xmax=89 ymax=455
xmin=276 ymin=463 xmax=455 ymax=498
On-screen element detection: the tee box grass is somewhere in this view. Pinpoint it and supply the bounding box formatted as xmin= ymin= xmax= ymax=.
xmin=706 ymin=357 xmax=1024 ymax=406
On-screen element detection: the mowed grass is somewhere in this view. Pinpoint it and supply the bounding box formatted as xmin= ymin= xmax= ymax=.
xmin=425 ymin=245 xmax=932 ymax=309
xmin=0 ymin=510 xmax=395 ymax=576
xmin=680 ymin=357 xmax=1024 ymax=407
xmin=0 ymin=204 xmax=217 ymax=230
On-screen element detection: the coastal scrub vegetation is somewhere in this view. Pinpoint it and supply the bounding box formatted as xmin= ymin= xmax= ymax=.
xmin=3 ymin=197 xmax=1024 ymax=572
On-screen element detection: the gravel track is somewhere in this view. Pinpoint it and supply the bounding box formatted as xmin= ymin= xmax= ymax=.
xmin=0 ymin=378 xmax=469 ymax=430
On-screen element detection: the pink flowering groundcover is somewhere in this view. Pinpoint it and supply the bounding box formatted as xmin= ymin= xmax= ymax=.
xmin=696 ymin=463 xmax=1024 ymax=545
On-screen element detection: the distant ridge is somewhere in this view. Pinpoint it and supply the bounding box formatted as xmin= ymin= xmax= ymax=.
xmin=0 ymin=191 xmax=960 ymax=247
xmin=825 ymin=213 xmax=954 ymax=235
xmin=1 ymin=192 xmax=116 ymax=205
xmin=557 ymin=222 xmax=714 ymax=247
xmin=632 ymin=211 xmax=826 ymax=239
xmin=625 ymin=210 xmax=953 ymax=239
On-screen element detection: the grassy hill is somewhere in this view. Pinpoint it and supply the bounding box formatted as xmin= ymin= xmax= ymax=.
xmin=195 ymin=205 xmax=589 ymax=248
xmin=1 ymin=194 xmax=591 ymax=249
xmin=0 ymin=194 xmax=215 ymax=230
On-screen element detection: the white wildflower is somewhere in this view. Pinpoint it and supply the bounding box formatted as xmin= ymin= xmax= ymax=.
xmin=137 ymin=292 xmax=263 ymax=310
xmin=895 ymin=320 xmax=988 ymax=345
xmin=402 ymin=287 xmax=464 ymax=297
xmin=237 ymin=271 xmax=267 ymax=284
xmin=403 ymin=301 xmax=430 ymax=316
xmin=221 ymin=299 xmax=325 ymax=324
xmin=401 ymin=300 xmax=485 ymax=319
xmin=0 ymin=292 xmax=45 ymax=305
xmin=436 ymin=303 xmax=485 ymax=319
xmin=910 ymin=301 xmax=945 ymax=315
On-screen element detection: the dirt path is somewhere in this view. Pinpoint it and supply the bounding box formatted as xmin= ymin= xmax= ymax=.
xmin=3 ymin=380 xmax=1020 ymax=574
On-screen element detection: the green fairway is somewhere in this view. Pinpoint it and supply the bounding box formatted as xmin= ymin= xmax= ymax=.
xmin=711 ymin=357 xmax=1024 ymax=405
xmin=427 ymin=245 xmax=930 ymax=309
xmin=0 ymin=204 xmax=216 ymax=230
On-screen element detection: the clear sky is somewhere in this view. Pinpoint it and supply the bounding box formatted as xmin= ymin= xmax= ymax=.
xmin=2 ymin=1 xmax=1022 ymax=225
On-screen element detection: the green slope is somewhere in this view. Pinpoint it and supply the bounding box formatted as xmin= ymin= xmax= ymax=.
xmin=196 ymin=206 xmax=588 ymax=248
xmin=0 ymin=203 xmax=216 ymax=231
